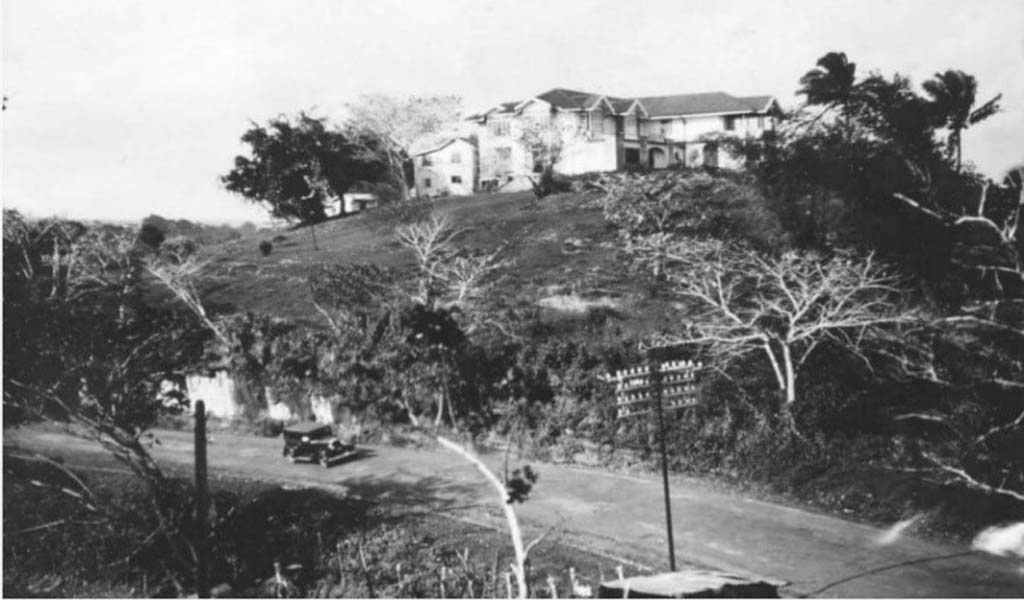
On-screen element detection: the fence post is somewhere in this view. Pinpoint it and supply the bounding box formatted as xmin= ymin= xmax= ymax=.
xmin=195 ymin=400 xmax=210 ymax=598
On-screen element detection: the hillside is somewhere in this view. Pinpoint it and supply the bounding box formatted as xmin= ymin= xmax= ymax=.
xmin=197 ymin=190 xmax=680 ymax=336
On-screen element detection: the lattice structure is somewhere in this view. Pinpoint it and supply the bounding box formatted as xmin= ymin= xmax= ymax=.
xmin=602 ymin=358 xmax=703 ymax=572
xmin=605 ymin=360 xmax=701 ymax=418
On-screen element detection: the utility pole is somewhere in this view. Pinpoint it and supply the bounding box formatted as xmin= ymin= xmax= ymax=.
xmin=607 ymin=356 xmax=701 ymax=572
xmin=194 ymin=400 xmax=210 ymax=598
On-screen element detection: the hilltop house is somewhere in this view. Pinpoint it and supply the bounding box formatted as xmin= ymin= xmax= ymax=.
xmin=413 ymin=137 xmax=477 ymax=198
xmin=413 ymin=87 xmax=780 ymax=196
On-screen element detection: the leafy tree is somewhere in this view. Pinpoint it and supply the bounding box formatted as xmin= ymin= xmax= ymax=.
xmin=346 ymin=94 xmax=463 ymax=200
xmin=138 ymin=222 xmax=166 ymax=249
xmin=796 ymin=51 xmax=859 ymax=121
xmin=3 ymin=213 xmax=215 ymax=591
xmin=923 ymin=70 xmax=1002 ymax=171
xmin=222 ymin=113 xmax=389 ymax=224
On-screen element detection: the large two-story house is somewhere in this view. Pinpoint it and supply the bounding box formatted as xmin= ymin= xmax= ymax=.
xmin=414 ymin=87 xmax=780 ymax=195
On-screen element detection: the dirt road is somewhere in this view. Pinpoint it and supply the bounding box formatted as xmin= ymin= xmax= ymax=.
xmin=5 ymin=426 xmax=1022 ymax=597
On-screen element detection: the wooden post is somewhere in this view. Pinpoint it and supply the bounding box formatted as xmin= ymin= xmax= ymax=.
xmin=650 ymin=359 xmax=677 ymax=571
xmin=194 ymin=400 xmax=210 ymax=598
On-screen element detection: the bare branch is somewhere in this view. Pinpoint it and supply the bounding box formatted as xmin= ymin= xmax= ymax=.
xmin=144 ymin=254 xmax=229 ymax=345
xmin=923 ymin=452 xmax=1024 ymax=502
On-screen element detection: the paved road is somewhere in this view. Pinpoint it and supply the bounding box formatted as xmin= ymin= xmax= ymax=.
xmin=5 ymin=427 xmax=1022 ymax=597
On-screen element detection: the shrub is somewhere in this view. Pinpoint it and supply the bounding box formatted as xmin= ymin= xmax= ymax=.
xmin=138 ymin=222 xmax=166 ymax=249
xmin=258 ymin=240 xmax=273 ymax=256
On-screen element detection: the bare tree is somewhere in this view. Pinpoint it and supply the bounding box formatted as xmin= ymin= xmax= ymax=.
xmin=652 ymin=240 xmax=921 ymax=409
xmin=144 ymin=251 xmax=229 ymax=346
xmin=346 ymin=94 xmax=464 ymax=200
xmin=395 ymin=215 xmax=464 ymax=304
xmin=516 ymin=117 xmax=581 ymax=203
xmin=395 ymin=214 xmax=512 ymax=321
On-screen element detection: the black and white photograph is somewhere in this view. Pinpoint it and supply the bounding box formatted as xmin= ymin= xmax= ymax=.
xmin=3 ymin=0 xmax=1023 ymax=597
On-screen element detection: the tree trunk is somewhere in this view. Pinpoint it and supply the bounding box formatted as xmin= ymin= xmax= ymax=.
xmin=436 ymin=437 xmax=528 ymax=599
xmin=781 ymin=342 xmax=797 ymax=406
xmin=434 ymin=390 xmax=444 ymax=427
xmin=762 ymin=339 xmax=787 ymax=395
xmin=390 ymin=151 xmax=410 ymax=201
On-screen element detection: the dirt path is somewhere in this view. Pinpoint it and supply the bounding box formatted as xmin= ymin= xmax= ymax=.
xmin=5 ymin=426 xmax=1022 ymax=597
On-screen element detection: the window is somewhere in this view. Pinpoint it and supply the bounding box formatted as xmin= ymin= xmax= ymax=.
xmin=421 ymin=155 xmax=432 ymax=166
xmin=424 ymin=178 xmax=432 ymax=188
xmin=660 ymin=120 xmax=671 ymax=137
xmin=723 ymin=116 xmax=736 ymax=131
xmin=757 ymin=116 xmax=765 ymax=129
xmin=450 ymin=151 xmax=461 ymax=164
xmin=490 ymin=118 xmax=510 ymax=136
xmin=451 ymin=175 xmax=462 ymax=184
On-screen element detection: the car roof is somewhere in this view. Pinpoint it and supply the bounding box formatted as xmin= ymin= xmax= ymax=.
xmin=283 ymin=422 xmax=333 ymax=434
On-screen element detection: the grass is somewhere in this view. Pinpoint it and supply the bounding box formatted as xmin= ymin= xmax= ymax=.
xmin=188 ymin=190 xmax=680 ymax=336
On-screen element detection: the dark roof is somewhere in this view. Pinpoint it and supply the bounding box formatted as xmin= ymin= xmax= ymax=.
xmin=413 ymin=136 xmax=475 ymax=156
xmin=472 ymin=90 xmax=776 ymax=120
xmin=534 ymin=88 xmax=605 ymax=110
xmin=608 ymin=96 xmax=638 ymax=113
xmin=637 ymin=92 xmax=757 ymax=117
xmin=466 ymin=101 xmax=519 ymax=121
xmin=737 ymin=95 xmax=775 ymax=111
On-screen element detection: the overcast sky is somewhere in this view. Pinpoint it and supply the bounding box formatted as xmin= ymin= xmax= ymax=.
xmin=3 ymin=0 xmax=1023 ymax=224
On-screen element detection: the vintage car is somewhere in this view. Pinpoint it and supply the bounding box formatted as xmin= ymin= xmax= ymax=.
xmin=281 ymin=422 xmax=356 ymax=467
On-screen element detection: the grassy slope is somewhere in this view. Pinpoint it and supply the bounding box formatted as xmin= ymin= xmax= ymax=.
xmin=198 ymin=190 xmax=678 ymax=335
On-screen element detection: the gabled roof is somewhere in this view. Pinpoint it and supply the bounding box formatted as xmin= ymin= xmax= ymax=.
xmin=638 ymin=92 xmax=758 ymax=117
xmin=608 ymin=97 xmax=637 ymax=113
xmin=412 ymin=137 xmax=475 ymax=157
xmin=533 ymin=88 xmax=605 ymax=111
xmin=465 ymin=101 xmax=520 ymax=121
xmin=468 ymin=90 xmax=778 ymax=122
xmin=608 ymin=97 xmax=649 ymax=117
xmin=737 ymin=95 xmax=776 ymax=112
xmin=494 ymin=101 xmax=520 ymax=114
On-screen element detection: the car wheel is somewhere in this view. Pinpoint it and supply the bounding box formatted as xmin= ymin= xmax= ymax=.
xmin=318 ymin=451 xmax=330 ymax=468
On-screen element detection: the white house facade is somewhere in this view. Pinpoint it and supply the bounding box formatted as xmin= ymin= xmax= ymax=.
xmin=469 ymin=88 xmax=780 ymax=192
xmin=413 ymin=137 xmax=477 ymax=198
xmin=411 ymin=88 xmax=780 ymax=197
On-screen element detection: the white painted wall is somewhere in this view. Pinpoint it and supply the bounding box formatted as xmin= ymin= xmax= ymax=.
xmin=414 ymin=138 xmax=476 ymax=197
xmin=186 ymin=372 xmax=240 ymax=419
xmin=559 ymin=134 xmax=618 ymax=175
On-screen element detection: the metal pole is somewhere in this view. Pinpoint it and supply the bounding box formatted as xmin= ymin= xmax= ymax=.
xmin=650 ymin=360 xmax=677 ymax=571
xmin=194 ymin=400 xmax=210 ymax=598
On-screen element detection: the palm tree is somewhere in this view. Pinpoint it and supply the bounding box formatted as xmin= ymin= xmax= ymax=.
xmin=797 ymin=51 xmax=858 ymax=113
xmin=923 ymin=70 xmax=1002 ymax=171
